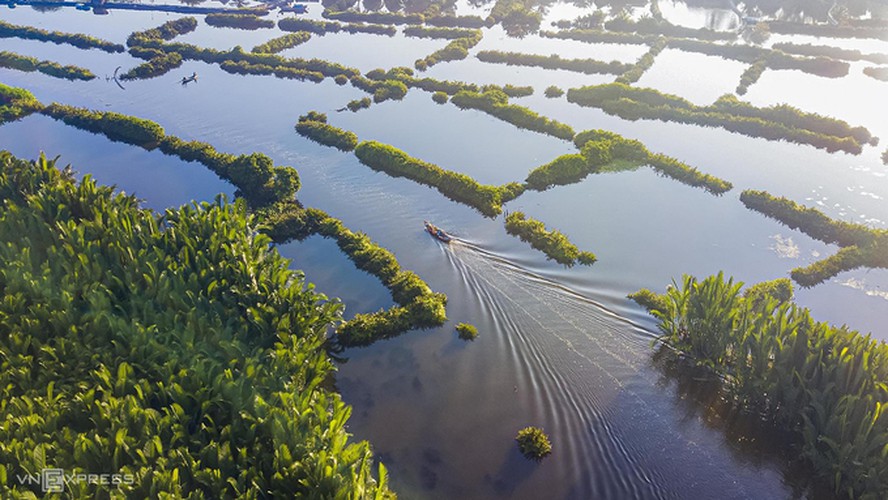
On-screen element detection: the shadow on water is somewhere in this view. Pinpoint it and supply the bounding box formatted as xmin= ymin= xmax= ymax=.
xmin=649 ymin=348 xmax=833 ymax=500
xmin=484 ymin=446 xmax=539 ymax=497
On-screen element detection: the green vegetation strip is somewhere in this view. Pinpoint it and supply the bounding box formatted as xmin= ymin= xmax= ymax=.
xmin=323 ymin=10 xmax=424 ymax=25
xmin=404 ymin=25 xmax=480 ymax=39
xmin=295 ymin=111 xmax=358 ymax=151
xmin=772 ymin=42 xmax=888 ymax=65
xmin=205 ymin=13 xmax=274 ymax=30
xmin=0 ymin=19 xmax=124 ymax=53
xmin=736 ymin=58 xmax=767 ymax=95
xmin=739 ymin=190 xmax=888 ymax=287
xmin=615 ymin=37 xmax=667 ymax=84
xmin=540 ymin=29 xmax=654 ymax=45
xmin=476 ymin=50 xmax=631 ymax=75
xmin=415 ymin=31 xmax=482 ymax=70
xmin=0 ymin=151 xmax=395 ymax=498
xmin=0 ymin=51 xmax=95 ymax=81
xmin=127 ymin=17 xmax=198 ymax=46
xmin=487 ymin=0 xmax=541 ymax=37
xmin=604 ymin=15 xmax=735 ymax=41
xmin=666 ymin=38 xmax=849 ymax=78
xmin=632 ymin=273 xmax=887 ymax=498
xmin=278 ymin=17 xmax=396 ymax=36
xmin=567 ymin=83 xmax=874 ymax=154
xmin=527 ymin=129 xmax=731 ymax=194
xmin=354 ymin=140 xmax=522 ymax=217
xmin=505 ymin=211 xmax=596 ymax=266
xmin=251 ymin=32 xmax=312 ymax=54
xmin=0 ymin=83 xmax=41 ymax=124
xmin=768 ymin=20 xmax=888 ymax=41
xmin=451 ymin=88 xmax=575 ymax=141
xmin=120 ymin=51 xmax=183 ymax=80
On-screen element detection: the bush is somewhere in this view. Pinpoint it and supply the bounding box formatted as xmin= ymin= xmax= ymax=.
xmin=347 ymin=97 xmax=371 ymax=111
xmin=544 ymin=85 xmax=563 ymax=98
xmin=42 ymin=103 xmax=164 ymax=145
xmin=605 ymin=15 xmax=735 ymax=41
xmin=0 ymin=152 xmax=395 ymax=498
xmin=127 ymin=17 xmax=197 ymax=46
xmin=477 ymin=50 xmax=630 ymax=75
xmin=432 ymin=91 xmax=448 ymax=104
xmin=295 ymin=113 xmax=359 ymax=151
xmin=772 ymin=42 xmax=888 ymax=65
xmin=615 ymin=37 xmax=667 ymax=84
xmin=456 ymin=322 xmax=478 ymax=341
xmin=627 ymin=288 xmax=668 ymax=313
xmin=567 ymin=83 xmax=871 ymax=154
xmin=334 ymin=74 xmax=349 ymax=85
xmin=540 ymin=28 xmax=654 ymax=45
xmin=323 ymin=10 xmax=424 ymax=25
xmin=451 ymin=89 xmax=575 ymax=140
xmin=0 ymin=19 xmax=124 ymax=52
xmin=404 ymin=25 xmax=480 ymax=39
xmin=278 ymin=17 xmax=341 ymax=34
xmin=415 ymin=31 xmax=482 ymax=70
xmin=736 ymin=59 xmax=767 ymax=95
xmin=425 ymin=14 xmax=486 ymax=29
xmin=0 ymin=83 xmax=42 ymax=123
xmin=516 ymin=427 xmax=552 ymax=460
xmin=251 ymin=32 xmax=312 ymax=54
xmin=505 ymin=211 xmax=595 ymax=266
xmin=205 ymin=13 xmax=274 ymax=30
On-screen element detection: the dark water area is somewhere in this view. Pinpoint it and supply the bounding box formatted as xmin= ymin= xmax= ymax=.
xmin=1 ymin=3 xmax=886 ymax=498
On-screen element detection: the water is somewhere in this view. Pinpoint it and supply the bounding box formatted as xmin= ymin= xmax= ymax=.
xmin=1 ymin=4 xmax=886 ymax=498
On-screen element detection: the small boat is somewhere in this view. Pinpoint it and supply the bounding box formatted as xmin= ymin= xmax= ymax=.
xmin=180 ymin=72 xmax=197 ymax=85
xmin=424 ymin=221 xmax=452 ymax=243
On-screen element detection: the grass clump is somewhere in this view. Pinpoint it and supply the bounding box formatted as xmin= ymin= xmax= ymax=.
xmin=516 ymin=427 xmax=552 ymax=460
xmin=456 ymin=322 xmax=479 ymax=340
xmin=544 ymin=85 xmax=564 ymax=98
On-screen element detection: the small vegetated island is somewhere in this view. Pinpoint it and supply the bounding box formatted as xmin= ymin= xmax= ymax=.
xmin=630 ymin=273 xmax=887 ymax=498
xmin=0 ymin=50 xmax=95 ymax=81
xmin=0 ymin=151 xmax=395 ymax=497
xmin=516 ymin=426 xmax=552 ymax=460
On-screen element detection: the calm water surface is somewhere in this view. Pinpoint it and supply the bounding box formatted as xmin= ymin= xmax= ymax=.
xmin=1 ymin=4 xmax=886 ymax=498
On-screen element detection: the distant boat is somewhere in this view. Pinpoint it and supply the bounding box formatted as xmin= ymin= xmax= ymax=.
xmin=180 ymin=72 xmax=197 ymax=85
xmin=424 ymin=221 xmax=452 ymax=243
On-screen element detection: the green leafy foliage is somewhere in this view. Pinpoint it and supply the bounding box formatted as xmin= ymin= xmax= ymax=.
xmin=415 ymin=31 xmax=482 ymax=70
xmin=544 ymin=85 xmax=564 ymax=98
xmin=505 ymin=211 xmax=596 ymax=266
xmin=456 ymin=323 xmax=479 ymax=341
xmin=736 ymin=58 xmax=767 ymax=95
xmin=567 ymin=83 xmax=872 ymax=154
xmin=540 ymin=28 xmax=654 ymax=45
xmin=740 ymin=190 xmax=888 ymax=286
xmin=476 ymin=50 xmax=631 ymax=75
xmin=772 ymin=42 xmax=888 ymax=65
xmin=354 ymin=140 xmax=507 ymax=216
xmin=451 ymin=88 xmax=575 ymax=140
xmin=488 ymin=0 xmax=541 ymax=37
xmin=277 ymin=17 xmax=395 ymax=36
xmin=516 ymin=427 xmax=552 ymax=460
xmin=0 ymin=83 xmax=42 ymax=123
xmin=768 ymin=20 xmax=888 ymax=40
xmin=615 ymin=37 xmax=667 ymax=84
xmin=0 ymin=19 xmax=123 ymax=52
xmin=605 ymin=14 xmax=736 ymax=41
xmin=404 ymin=25 xmax=480 ymax=39
xmin=295 ymin=112 xmax=359 ymax=151
xmin=119 ymin=52 xmax=183 ymax=80
xmin=0 ymin=152 xmax=395 ymax=498
xmin=649 ymin=273 xmax=888 ymax=498
xmin=42 ymin=103 xmax=165 ymax=146
xmin=251 ymin=32 xmax=312 ymax=54
xmin=627 ymin=288 xmax=669 ymax=313
xmin=0 ymin=51 xmax=95 ymax=81
xmin=127 ymin=17 xmax=197 ymax=46
xmin=424 ymin=14 xmax=486 ymax=29
xmin=347 ymin=97 xmax=372 ymax=111
xmin=432 ymin=91 xmax=449 ymax=104
xmin=323 ymin=10 xmax=424 ymax=25
xmin=205 ymin=13 xmax=274 ymax=30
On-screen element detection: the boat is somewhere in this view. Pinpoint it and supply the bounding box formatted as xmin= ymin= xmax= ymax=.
xmin=180 ymin=72 xmax=197 ymax=85
xmin=424 ymin=221 xmax=452 ymax=243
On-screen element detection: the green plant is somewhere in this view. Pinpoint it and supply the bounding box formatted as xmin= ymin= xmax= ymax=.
xmin=415 ymin=31 xmax=482 ymax=69
xmin=0 ymin=19 xmax=123 ymax=52
xmin=451 ymin=89 xmax=575 ymax=140
xmin=456 ymin=323 xmax=479 ymax=340
xmin=127 ymin=17 xmax=197 ymax=46
xmin=0 ymin=51 xmax=95 ymax=80
xmin=505 ymin=211 xmax=596 ymax=266
xmin=251 ymin=32 xmax=312 ymax=54
xmin=516 ymin=427 xmax=552 ymax=460
xmin=205 ymin=13 xmax=274 ymax=30
xmin=295 ymin=112 xmax=359 ymax=151
xmin=432 ymin=91 xmax=448 ymax=104
xmin=544 ymin=85 xmax=564 ymax=98
xmin=347 ymin=97 xmax=372 ymax=111
xmin=476 ymin=50 xmax=630 ymax=75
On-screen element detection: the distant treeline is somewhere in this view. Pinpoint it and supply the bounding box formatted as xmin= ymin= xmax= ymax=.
xmin=415 ymin=31 xmax=482 ymax=70
xmin=567 ymin=83 xmax=874 ymax=154
xmin=604 ymin=15 xmax=735 ymax=41
xmin=0 ymin=19 xmax=124 ymax=53
xmin=864 ymin=66 xmax=888 ymax=82
xmin=526 ymin=129 xmax=731 ymax=194
xmin=354 ymin=141 xmax=522 ymax=217
xmin=0 ymin=51 xmax=95 ymax=81
xmin=251 ymin=32 xmax=312 ymax=54
xmin=295 ymin=112 xmax=358 ymax=151
xmin=451 ymin=89 xmax=575 ymax=141
xmin=740 ymin=190 xmax=888 ymax=286
xmin=205 ymin=13 xmax=274 ymax=30
xmin=278 ymin=17 xmax=396 ymax=36
xmin=634 ymin=272 xmax=888 ymax=499
xmin=476 ymin=50 xmax=631 ymax=75
xmin=505 ymin=211 xmax=596 ymax=266
xmin=772 ymin=42 xmax=888 ymax=65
